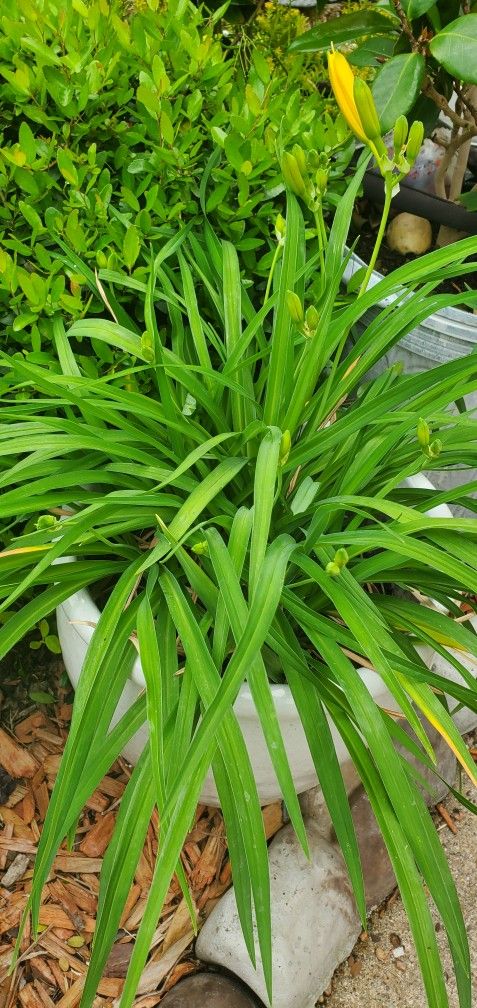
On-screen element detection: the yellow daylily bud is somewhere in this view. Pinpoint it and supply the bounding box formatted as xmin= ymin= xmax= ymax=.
xmin=327 ymin=50 xmax=367 ymax=143
xmin=281 ymin=151 xmax=308 ymax=199
xmin=406 ymin=120 xmax=424 ymax=165
xmin=353 ymin=77 xmax=382 ymax=143
xmin=286 ymin=290 xmax=304 ymax=324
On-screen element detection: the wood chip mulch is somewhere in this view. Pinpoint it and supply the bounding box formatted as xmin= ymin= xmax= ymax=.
xmin=0 ymin=701 xmax=285 ymax=1008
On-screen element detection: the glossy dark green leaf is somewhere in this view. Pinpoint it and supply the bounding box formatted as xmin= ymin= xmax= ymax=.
xmin=403 ymin=0 xmax=438 ymax=19
xmin=429 ymin=15 xmax=477 ymax=84
xmin=288 ymin=10 xmax=399 ymax=53
xmin=372 ymin=53 xmax=426 ymax=133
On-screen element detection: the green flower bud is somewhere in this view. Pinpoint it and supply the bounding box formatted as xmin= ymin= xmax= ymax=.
xmin=191 ymin=540 xmax=208 ymax=555
xmin=281 ymin=151 xmax=308 ymax=200
xmin=393 ymin=115 xmax=408 ymax=157
xmin=353 ymin=77 xmax=382 ymax=143
xmin=292 ymin=143 xmax=307 ymax=176
xmin=417 ymin=418 xmax=430 ymax=450
xmin=96 ymin=250 xmax=108 ymax=269
xmin=326 ymin=561 xmax=341 ymax=577
xmin=275 ymin=213 xmax=286 ymax=244
xmin=305 ymin=305 xmax=319 ymax=332
xmin=406 ymin=120 xmax=424 ymax=166
xmin=35 ymin=514 xmax=58 ymax=531
xmin=286 ymin=290 xmax=304 ymax=324
xmin=428 ymin=438 xmax=442 ymax=459
xmin=315 ymin=168 xmax=328 ymax=194
xmin=279 ymin=429 xmax=291 ymax=466
xmin=334 ymin=548 xmax=349 ymax=569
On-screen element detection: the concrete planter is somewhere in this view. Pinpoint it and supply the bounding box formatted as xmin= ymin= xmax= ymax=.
xmin=57 ymin=476 xmax=477 ymax=805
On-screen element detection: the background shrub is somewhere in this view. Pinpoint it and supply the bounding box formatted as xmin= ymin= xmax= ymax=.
xmin=0 ymin=0 xmax=353 ymax=362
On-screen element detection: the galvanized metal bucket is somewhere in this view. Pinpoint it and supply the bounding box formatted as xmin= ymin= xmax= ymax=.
xmin=343 ymin=251 xmax=477 ymax=510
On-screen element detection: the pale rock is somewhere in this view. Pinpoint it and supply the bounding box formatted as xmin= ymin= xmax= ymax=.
xmin=435 ymin=225 xmax=468 ymax=248
xmin=387 ymin=213 xmax=432 ymax=256
xmin=196 ymin=822 xmax=361 ymax=1008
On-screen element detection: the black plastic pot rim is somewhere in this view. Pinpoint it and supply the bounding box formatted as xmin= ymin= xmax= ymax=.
xmin=363 ymin=169 xmax=477 ymax=235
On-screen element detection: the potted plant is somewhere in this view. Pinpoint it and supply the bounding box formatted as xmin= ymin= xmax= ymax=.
xmin=2 ymin=107 xmax=477 ymax=1008
xmin=290 ymin=2 xmax=477 ymax=386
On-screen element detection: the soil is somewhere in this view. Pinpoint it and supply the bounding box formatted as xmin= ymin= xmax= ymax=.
xmin=352 ymin=201 xmax=477 ymax=305
xmin=324 ymin=731 xmax=477 ymax=1008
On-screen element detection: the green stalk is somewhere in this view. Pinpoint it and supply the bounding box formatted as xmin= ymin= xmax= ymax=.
xmin=264 ymin=241 xmax=282 ymax=306
xmin=358 ymin=175 xmax=394 ymax=297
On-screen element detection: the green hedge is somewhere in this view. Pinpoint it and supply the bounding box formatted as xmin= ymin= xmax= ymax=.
xmin=0 ymin=0 xmax=353 ymax=359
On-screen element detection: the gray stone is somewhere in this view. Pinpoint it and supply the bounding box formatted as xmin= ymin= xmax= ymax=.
xmin=278 ymin=0 xmax=317 ymax=6
xmin=159 ymin=973 xmax=261 ymax=1007
xmin=196 ymin=822 xmax=361 ymax=1008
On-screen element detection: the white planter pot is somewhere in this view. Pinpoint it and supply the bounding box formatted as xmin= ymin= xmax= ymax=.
xmin=57 ymin=476 xmax=477 ymax=806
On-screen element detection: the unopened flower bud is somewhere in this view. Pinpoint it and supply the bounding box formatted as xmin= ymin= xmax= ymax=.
xmin=428 ymin=438 xmax=442 ymax=459
xmin=275 ymin=213 xmax=286 ymax=244
xmin=281 ymin=151 xmax=308 ymax=200
xmin=35 ymin=514 xmax=58 ymax=531
xmin=305 ymin=305 xmax=319 ymax=332
xmin=279 ymin=429 xmax=291 ymax=465
xmin=326 ymin=561 xmax=341 ymax=577
xmin=315 ymin=168 xmax=328 ymax=193
xmin=292 ymin=144 xmax=307 ymax=176
xmin=191 ymin=540 xmax=208 ymax=555
xmin=286 ymin=290 xmax=304 ymax=324
xmin=353 ymin=77 xmax=382 ymax=143
xmin=417 ymin=418 xmax=430 ymax=450
xmin=406 ymin=120 xmax=424 ymax=165
xmin=334 ymin=548 xmax=349 ymax=568
xmin=393 ymin=115 xmax=408 ymax=156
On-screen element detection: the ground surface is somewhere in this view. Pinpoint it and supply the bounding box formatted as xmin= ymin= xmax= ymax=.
xmin=324 ymin=772 xmax=477 ymax=1008
xmin=0 ymin=667 xmax=284 ymax=1008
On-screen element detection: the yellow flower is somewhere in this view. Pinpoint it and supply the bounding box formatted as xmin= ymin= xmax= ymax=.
xmin=327 ymin=49 xmax=367 ymax=143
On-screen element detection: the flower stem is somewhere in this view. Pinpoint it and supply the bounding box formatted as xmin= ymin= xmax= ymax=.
xmin=358 ymin=176 xmax=394 ymax=297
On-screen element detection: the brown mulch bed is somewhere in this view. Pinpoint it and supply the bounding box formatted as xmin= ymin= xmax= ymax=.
xmin=0 ymin=692 xmax=284 ymax=1008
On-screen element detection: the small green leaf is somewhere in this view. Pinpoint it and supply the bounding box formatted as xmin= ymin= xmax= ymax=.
xmin=123 ymin=227 xmax=141 ymax=271
xmin=29 ymin=690 xmax=56 ymax=705
xmin=57 ymin=149 xmax=78 ymax=187
xmin=45 ymin=635 xmax=62 ymax=654
xmin=372 ymin=54 xmax=426 ymax=133
xmin=13 ymin=312 xmax=38 ymax=332
xmin=19 ymin=121 xmax=37 ymax=161
xmin=429 ymin=15 xmax=477 ymax=84
xmin=160 ymin=110 xmax=174 ymax=145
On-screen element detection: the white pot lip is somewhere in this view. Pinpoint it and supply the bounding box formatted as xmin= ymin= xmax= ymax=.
xmin=57 ymin=474 xmax=453 ymax=696
xmin=343 ymin=249 xmax=477 ymax=329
